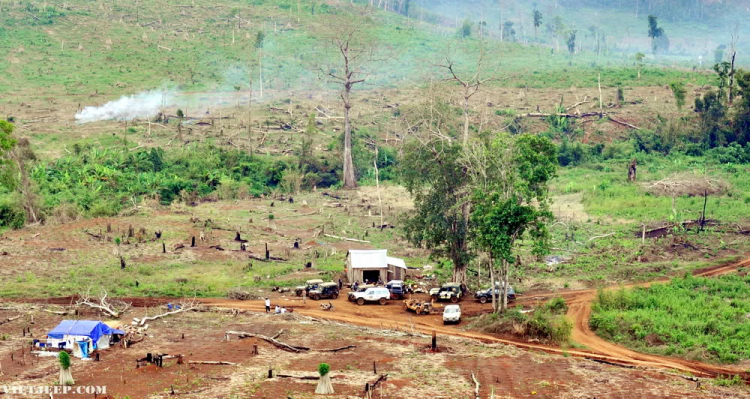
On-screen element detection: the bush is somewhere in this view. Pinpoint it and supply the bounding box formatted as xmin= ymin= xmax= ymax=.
xmin=0 ymin=202 xmax=25 ymax=229
xmin=470 ymin=305 xmax=572 ymax=344
xmin=318 ymin=363 xmax=330 ymax=376
xmin=58 ymin=351 xmax=70 ymax=370
xmin=545 ymin=296 xmax=568 ymax=314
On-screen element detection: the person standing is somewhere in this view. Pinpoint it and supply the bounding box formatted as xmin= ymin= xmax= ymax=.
xmin=265 ymin=297 xmax=271 ymax=313
xmin=338 ymin=278 xmax=343 ymax=290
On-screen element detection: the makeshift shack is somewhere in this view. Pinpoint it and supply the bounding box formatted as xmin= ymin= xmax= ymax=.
xmin=346 ymin=249 xmax=406 ymax=283
xmin=46 ymin=320 xmax=125 ymax=358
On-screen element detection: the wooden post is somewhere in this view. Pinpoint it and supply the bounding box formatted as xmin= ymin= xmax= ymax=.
xmin=373 ymin=361 xmax=377 ymax=374
xmin=267 ymin=367 xmax=273 ymax=378
xmin=191 ymin=237 xmax=196 ymax=247
xmin=700 ymin=191 xmax=708 ymax=232
xmin=252 ymin=345 xmax=258 ymax=355
xmin=265 ymin=243 xmax=270 ymax=260
xmin=431 ymin=330 xmax=437 ymax=351
xmin=598 ymin=73 xmax=603 ymax=111
xmin=120 ymin=256 xmax=126 ymax=270
xmin=162 ymin=243 xmax=166 ymax=253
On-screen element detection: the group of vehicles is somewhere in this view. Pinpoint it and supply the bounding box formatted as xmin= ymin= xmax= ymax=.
xmin=294 ymin=279 xmax=339 ymax=301
xmin=294 ymin=278 xmax=515 ymax=325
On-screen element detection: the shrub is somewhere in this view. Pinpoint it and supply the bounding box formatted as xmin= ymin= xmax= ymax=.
xmin=0 ymin=202 xmax=25 ymax=229
xmin=545 ymin=296 xmax=568 ymax=314
xmin=58 ymin=351 xmax=70 ymax=370
xmin=470 ymin=306 xmax=572 ymax=344
xmin=318 ymin=363 xmax=330 ymax=376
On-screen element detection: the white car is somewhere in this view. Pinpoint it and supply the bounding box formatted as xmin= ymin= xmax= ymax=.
xmin=443 ymin=305 xmax=461 ymax=324
xmin=351 ymin=287 xmax=390 ymax=306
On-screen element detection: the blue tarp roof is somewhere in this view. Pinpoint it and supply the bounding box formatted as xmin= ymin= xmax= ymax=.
xmin=47 ymin=320 xmax=124 ymax=341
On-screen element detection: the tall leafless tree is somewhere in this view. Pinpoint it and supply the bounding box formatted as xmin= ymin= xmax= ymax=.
xmin=319 ymin=16 xmax=379 ymax=189
xmin=436 ymin=43 xmax=496 ymax=146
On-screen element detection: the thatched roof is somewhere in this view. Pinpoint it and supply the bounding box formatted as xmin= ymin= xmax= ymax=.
xmin=644 ymin=173 xmax=730 ymax=197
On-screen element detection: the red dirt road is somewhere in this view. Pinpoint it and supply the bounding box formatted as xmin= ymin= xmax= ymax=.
xmin=204 ymin=256 xmax=750 ymax=382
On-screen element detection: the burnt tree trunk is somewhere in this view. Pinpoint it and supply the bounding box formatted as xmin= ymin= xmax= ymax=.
xmin=628 ymin=159 xmax=637 ymax=182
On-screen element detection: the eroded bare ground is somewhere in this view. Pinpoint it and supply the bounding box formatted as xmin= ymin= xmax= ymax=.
xmin=1 ymin=307 xmax=746 ymax=399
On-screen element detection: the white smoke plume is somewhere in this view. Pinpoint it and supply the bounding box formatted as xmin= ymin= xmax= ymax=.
xmin=75 ymin=90 xmax=171 ymax=124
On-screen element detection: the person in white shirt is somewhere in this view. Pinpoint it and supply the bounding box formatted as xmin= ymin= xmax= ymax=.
xmin=280 ymin=307 xmax=287 ymax=314
xmin=265 ymin=298 xmax=271 ymax=313
xmin=275 ymin=305 xmax=280 ymax=314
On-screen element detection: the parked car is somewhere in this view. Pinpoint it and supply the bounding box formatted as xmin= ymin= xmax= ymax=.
xmin=348 ymin=284 xmax=375 ymax=301
xmin=351 ymin=287 xmax=391 ymax=306
xmin=429 ymin=282 xmax=465 ymax=303
xmin=474 ymin=284 xmax=516 ymax=304
xmin=386 ymin=280 xmax=406 ymax=300
xmin=295 ymin=279 xmax=324 ymax=297
xmin=308 ymin=282 xmax=339 ymax=300
xmin=442 ymin=304 xmax=461 ymax=324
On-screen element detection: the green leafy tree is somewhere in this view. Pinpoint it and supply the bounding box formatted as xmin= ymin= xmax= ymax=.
xmin=0 ymin=121 xmax=39 ymax=224
xmin=647 ymin=15 xmax=666 ymax=54
xmin=502 ymin=21 xmax=516 ymax=42
xmin=733 ymin=69 xmax=750 ymax=145
xmin=533 ymin=10 xmax=543 ymax=38
xmin=566 ymin=30 xmax=577 ymax=54
xmin=468 ymin=134 xmax=557 ymax=312
xmin=402 ymin=141 xmax=472 ymax=284
xmin=669 ymin=82 xmax=686 ymax=110
xmin=458 ymin=19 xmax=473 ymax=38
xmin=58 ymin=351 xmax=74 ymax=385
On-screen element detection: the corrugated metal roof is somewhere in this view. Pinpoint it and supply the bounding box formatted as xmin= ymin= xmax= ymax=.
xmin=386 ymin=256 xmax=406 ymax=269
xmin=348 ymin=249 xmax=387 ymax=269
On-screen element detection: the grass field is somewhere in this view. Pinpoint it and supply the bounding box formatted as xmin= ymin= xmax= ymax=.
xmin=0 ymin=0 xmax=716 ymax=100
xmin=590 ymin=273 xmax=750 ymax=364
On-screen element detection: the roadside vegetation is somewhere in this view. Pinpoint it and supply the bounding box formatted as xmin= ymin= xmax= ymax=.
xmin=470 ymin=297 xmax=572 ymax=344
xmin=590 ymin=273 xmax=750 ymax=364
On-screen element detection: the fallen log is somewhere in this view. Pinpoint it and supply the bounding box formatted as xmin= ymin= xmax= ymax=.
xmin=137 ymin=301 xmax=198 ymax=326
xmin=276 ymin=374 xmax=320 ymax=380
xmin=320 ymin=345 xmax=356 ymax=353
xmin=524 ymin=112 xmax=603 ymax=119
xmin=471 ymin=372 xmax=480 ymax=399
xmin=323 ymin=234 xmax=370 ymax=244
xmin=587 ymin=358 xmax=635 ymax=369
xmin=588 ymin=233 xmax=615 ymax=242
xmin=226 ymin=331 xmax=309 ymax=353
xmin=608 ymin=116 xmax=639 ymax=130
xmin=0 ymin=315 xmax=22 ymax=326
xmin=188 ymin=360 xmax=237 ymax=366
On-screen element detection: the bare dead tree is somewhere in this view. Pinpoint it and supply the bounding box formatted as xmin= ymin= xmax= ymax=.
xmin=318 ymin=15 xmax=380 ymax=189
xmin=436 ymin=43 xmax=496 ymax=146
xmin=76 ymin=287 xmax=132 ymax=319
xmin=728 ymin=24 xmax=739 ymax=105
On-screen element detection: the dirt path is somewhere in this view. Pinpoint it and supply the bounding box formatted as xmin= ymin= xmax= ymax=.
xmin=204 ymin=256 xmax=750 ymax=382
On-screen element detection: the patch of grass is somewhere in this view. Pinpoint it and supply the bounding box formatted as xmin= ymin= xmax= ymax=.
xmin=590 ymin=274 xmax=750 ymax=364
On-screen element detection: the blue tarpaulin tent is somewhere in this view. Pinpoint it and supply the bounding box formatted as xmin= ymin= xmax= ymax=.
xmin=46 ymin=320 xmax=125 ymax=357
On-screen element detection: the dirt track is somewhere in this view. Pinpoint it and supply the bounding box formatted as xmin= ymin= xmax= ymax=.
xmin=204 ymin=256 xmax=750 ymax=382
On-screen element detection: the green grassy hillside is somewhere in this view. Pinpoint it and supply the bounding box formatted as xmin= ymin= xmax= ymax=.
xmin=0 ymin=0 xmax=714 ymax=100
